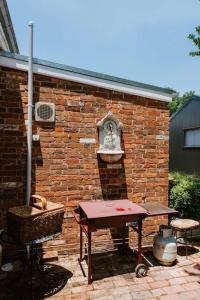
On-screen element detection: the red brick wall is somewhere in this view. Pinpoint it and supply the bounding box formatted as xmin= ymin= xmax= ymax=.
xmin=0 ymin=66 xmax=169 ymax=254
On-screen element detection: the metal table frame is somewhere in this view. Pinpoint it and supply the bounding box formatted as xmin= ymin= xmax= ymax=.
xmin=73 ymin=200 xmax=178 ymax=284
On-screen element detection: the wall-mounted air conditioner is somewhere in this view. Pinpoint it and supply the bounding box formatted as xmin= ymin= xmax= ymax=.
xmin=35 ymin=102 xmax=55 ymax=122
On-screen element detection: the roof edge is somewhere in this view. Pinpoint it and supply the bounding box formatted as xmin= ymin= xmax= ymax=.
xmin=0 ymin=51 xmax=174 ymax=95
xmin=0 ymin=51 xmax=175 ymax=102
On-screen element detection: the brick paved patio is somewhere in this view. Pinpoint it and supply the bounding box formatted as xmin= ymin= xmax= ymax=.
xmin=0 ymin=246 xmax=200 ymax=299
xmin=45 ymin=246 xmax=200 ymax=300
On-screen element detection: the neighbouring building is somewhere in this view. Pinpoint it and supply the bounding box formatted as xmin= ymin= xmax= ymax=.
xmin=170 ymin=95 xmax=200 ymax=175
xmin=0 ymin=51 xmax=174 ymax=254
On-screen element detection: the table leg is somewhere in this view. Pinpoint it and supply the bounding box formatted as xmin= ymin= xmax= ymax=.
xmin=88 ymin=231 xmax=92 ymax=284
xmin=137 ymin=217 xmax=143 ymax=264
xmin=80 ymin=225 xmax=83 ymax=261
xmin=122 ymin=228 xmax=126 ymax=248
xmin=185 ymin=230 xmax=188 ymax=259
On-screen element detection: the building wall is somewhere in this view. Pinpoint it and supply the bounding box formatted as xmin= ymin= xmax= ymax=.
xmin=0 ymin=66 xmax=169 ymax=254
xmin=170 ymin=99 xmax=200 ymax=175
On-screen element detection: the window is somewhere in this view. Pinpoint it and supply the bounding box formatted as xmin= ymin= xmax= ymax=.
xmin=184 ymin=128 xmax=200 ymax=147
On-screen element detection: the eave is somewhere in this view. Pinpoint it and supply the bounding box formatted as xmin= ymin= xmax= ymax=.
xmin=0 ymin=51 xmax=175 ymax=102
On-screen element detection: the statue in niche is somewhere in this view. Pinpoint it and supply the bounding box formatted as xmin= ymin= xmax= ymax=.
xmin=104 ymin=121 xmax=116 ymax=150
xmin=97 ymin=111 xmax=124 ymax=162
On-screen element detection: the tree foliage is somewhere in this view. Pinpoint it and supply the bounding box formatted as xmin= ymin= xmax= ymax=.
xmin=169 ymin=91 xmax=195 ymax=116
xmin=188 ymin=26 xmax=200 ymax=56
xmin=169 ymin=172 xmax=200 ymax=220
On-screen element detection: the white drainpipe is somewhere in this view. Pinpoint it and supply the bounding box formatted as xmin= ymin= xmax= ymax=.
xmin=26 ymin=21 xmax=33 ymax=206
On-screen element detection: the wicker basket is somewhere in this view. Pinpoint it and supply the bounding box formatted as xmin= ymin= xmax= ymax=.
xmin=7 ymin=195 xmax=65 ymax=244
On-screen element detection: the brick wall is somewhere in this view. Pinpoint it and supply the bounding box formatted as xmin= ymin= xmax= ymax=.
xmin=0 ymin=66 xmax=169 ymax=254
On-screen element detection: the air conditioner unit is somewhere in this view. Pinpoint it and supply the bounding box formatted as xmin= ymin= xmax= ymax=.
xmin=35 ymin=102 xmax=55 ymax=122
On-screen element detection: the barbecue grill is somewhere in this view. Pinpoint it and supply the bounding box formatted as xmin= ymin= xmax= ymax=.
xmin=73 ymin=199 xmax=178 ymax=284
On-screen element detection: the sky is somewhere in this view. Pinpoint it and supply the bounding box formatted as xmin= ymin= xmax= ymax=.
xmin=7 ymin=0 xmax=200 ymax=95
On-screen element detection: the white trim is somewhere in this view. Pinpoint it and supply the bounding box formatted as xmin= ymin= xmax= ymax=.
xmin=0 ymin=56 xmax=172 ymax=102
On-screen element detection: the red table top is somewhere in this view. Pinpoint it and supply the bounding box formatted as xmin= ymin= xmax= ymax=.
xmin=79 ymin=200 xmax=147 ymax=219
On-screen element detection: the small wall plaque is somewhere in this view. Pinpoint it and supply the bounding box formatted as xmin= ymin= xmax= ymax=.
xmin=79 ymin=138 xmax=96 ymax=144
xmin=156 ymin=135 xmax=169 ymax=140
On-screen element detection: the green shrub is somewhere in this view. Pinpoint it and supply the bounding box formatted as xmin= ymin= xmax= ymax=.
xmin=169 ymin=172 xmax=200 ymax=220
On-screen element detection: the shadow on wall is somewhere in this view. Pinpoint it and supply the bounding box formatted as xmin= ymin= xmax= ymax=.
xmin=97 ymin=134 xmax=129 ymax=250
xmin=97 ymin=156 xmax=127 ymax=200
xmin=97 ymin=130 xmax=127 ymax=200
xmin=0 ymin=68 xmax=28 ymax=229
xmin=0 ymin=68 xmax=45 ymax=231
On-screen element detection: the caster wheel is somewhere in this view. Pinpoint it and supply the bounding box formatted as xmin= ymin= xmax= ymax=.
xmin=135 ymin=264 xmax=148 ymax=278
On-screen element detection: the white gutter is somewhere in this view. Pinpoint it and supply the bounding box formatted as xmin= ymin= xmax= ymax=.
xmin=26 ymin=21 xmax=33 ymax=206
xmin=0 ymin=56 xmax=173 ymax=103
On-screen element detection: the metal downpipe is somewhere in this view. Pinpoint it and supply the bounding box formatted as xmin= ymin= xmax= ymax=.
xmin=26 ymin=21 xmax=33 ymax=207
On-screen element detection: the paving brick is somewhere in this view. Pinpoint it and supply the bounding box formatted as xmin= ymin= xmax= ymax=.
xmin=178 ymin=291 xmax=200 ymax=300
xmin=131 ymin=290 xmax=152 ymax=299
xmin=97 ymin=297 xmax=114 ymax=300
xmin=149 ymin=280 xmax=169 ymax=289
xmin=113 ymin=278 xmax=128 ymax=287
xmin=111 ymin=287 xmax=130 ymax=295
xmin=152 ymin=271 xmax=172 ymax=281
xmin=71 ymin=293 xmax=89 ymax=300
xmin=195 ymin=288 xmax=200 ymax=296
xmin=71 ymin=285 xmax=93 ymax=294
xmin=133 ymin=276 xmax=154 ymax=284
xmin=151 ymin=288 xmax=165 ymax=297
xmin=149 ymin=266 xmax=164 ymax=272
xmin=177 ymin=260 xmax=193 ymax=267
xmin=160 ymin=295 xmax=183 ymax=300
xmin=63 ymin=296 xmax=73 ymax=300
xmin=163 ymin=284 xmax=184 ymax=294
xmin=183 ymin=282 xmax=200 ymax=291
xmin=113 ymin=293 xmax=132 ymax=300
xmin=128 ymin=283 xmax=150 ymax=292
xmin=169 ymin=269 xmax=187 ymax=278
xmin=88 ymin=289 xmax=111 ymax=299
xmin=185 ymin=275 xmax=200 ymax=283
xmin=168 ymin=277 xmax=187 ymax=285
